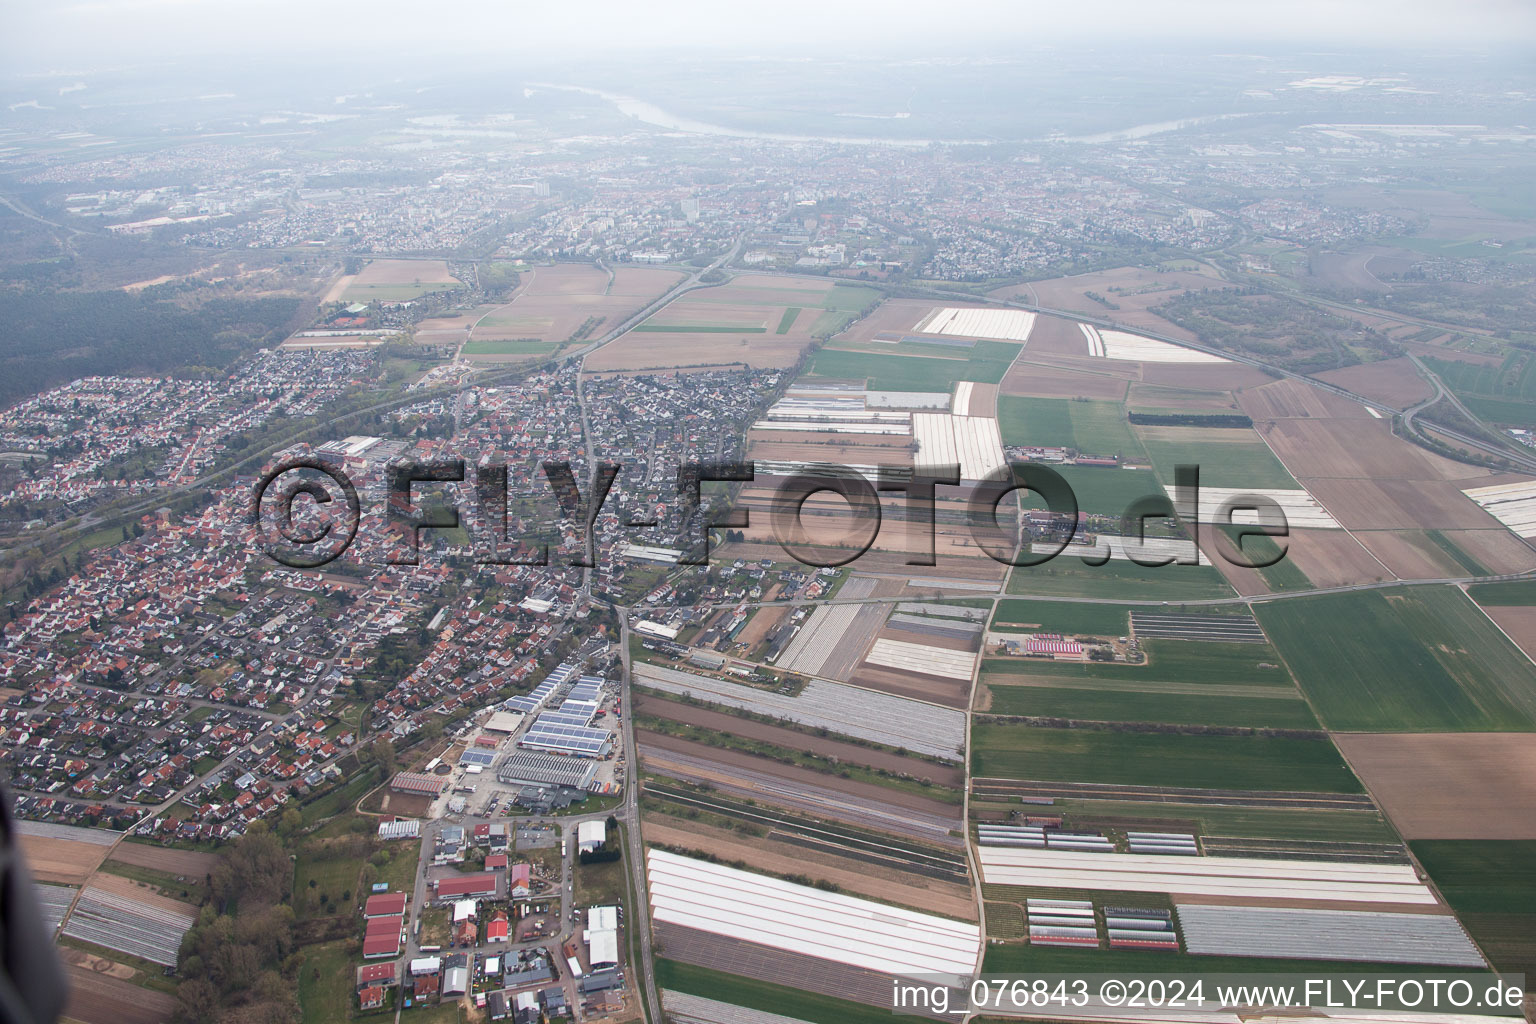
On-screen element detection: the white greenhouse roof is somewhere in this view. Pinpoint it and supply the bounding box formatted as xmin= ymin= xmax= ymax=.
xmin=646 ymin=848 xmax=979 ymax=981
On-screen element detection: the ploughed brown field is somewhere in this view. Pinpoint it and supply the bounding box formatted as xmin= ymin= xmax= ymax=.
xmin=20 ymin=835 xmax=108 ymax=885
xmin=640 ymin=817 xmax=977 ymax=920
xmin=64 ymin=965 xmax=177 ymax=1024
xmin=1237 ymin=378 xmax=1370 ymax=420
xmin=846 ymin=663 xmax=971 ymax=709
xmin=107 ymin=842 xmax=218 ymax=879
xmin=991 ymin=264 xmax=1226 ymax=342
xmin=471 ymin=264 xmax=683 ymax=348
xmin=1336 ymin=732 xmax=1536 ymax=840
xmin=636 ymin=730 xmax=962 ymax=822
xmin=1480 ymin=604 xmax=1536 ymax=661
xmin=632 ymin=693 xmax=964 ymax=787
xmin=1313 ymin=357 xmax=1435 ymax=409
xmin=350 ymin=258 xmax=457 ymax=287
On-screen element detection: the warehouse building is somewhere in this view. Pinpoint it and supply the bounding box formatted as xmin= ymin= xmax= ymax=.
xmin=496 ymin=751 xmax=598 ymax=790
xmin=390 ymin=772 xmax=446 ymax=797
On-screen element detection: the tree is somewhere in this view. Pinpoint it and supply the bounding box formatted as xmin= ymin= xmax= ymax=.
xmin=175 ymin=978 xmax=220 ymax=1024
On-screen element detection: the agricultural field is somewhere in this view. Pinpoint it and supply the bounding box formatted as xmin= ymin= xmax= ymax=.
xmin=1256 ymin=587 xmax=1536 ymax=732
xmin=1015 ymin=463 xmax=1169 ymax=517
xmin=1005 ymin=551 xmax=1235 ymax=601
xmin=969 ymin=723 xmax=1364 ymax=793
xmin=656 ymin=959 xmax=902 ymax=1024
xmin=1338 ymin=733 xmax=1536 ymax=840
xmin=990 ymin=265 xmax=1225 ymax=344
xmin=996 ymin=395 xmax=1144 ymax=456
xmin=587 ymin=275 xmax=872 ymax=371
xmin=809 ymin=341 xmax=1022 ymax=391
xmin=1136 ymin=425 xmax=1299 ymax=490
xmin=1423 ymin=350 xmax=1536 ymax=426
xmin=978 ymin=636 xmax=1315 ymax=729
xmin=1411 ymin=840 xmax=1536 ymax=978
xmin=990 ymin=598 xmax=1133 ymax=636
xmin=468 ymin=263 xmax=683 ymax=363
xmin=341 ymin=259 xmax=463 ymax=302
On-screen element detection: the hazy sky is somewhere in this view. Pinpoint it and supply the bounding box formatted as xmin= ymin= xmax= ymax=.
xmin=3 ymin=0 xmax=1534 ymax=74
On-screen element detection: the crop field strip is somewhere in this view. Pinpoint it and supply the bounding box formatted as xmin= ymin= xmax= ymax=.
xmin=1256 ymin=586 xmax=1536 ymax=731
xmin=61 ymin=885 xmax=196 ymax=966
xmin=645 ymin=783 xmax=968 ymax=879
xmin=1411 ymin=839 xmax=1536 ymax=978
xmin=1175 ymin=905 xmax=1484 ymax=967
xmin=655 ymin=931 xmax=943 ymax=1020
xmin=662 ymin=989 xmax=819 ymax=1024
xmin=1199 ymin=835 xmax=1409 ymax=864
xmin=976 ymin=846 xmax=1438 ymax=905
xmin=34 ymin=882 xmax=75 ymax=933
xmin=1130 ymin=612 xmax=1266 ymax=643
xmin=647 ymin=849 xmax=981 ymax=978
xmin=971 ymin=777 xmax=1376 ymax=811
xmin=639 ymin=738 xmax=963 ymax=846
xmin=632 ymin=663 xmax=966 ymax=761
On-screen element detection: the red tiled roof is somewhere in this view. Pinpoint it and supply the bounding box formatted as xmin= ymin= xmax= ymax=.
xmin=364 ymin=893 xmax=407 ymax=917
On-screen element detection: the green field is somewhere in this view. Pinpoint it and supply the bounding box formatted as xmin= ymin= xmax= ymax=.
xmin=1468 ymin=579 xmax=1536 ymax=605
xmin=1137 ymin=428 xmax=1299 ymax=490
xmin=997 ymin=396 xmax=1145 ymax=457
xmin=1256 ymin=587 xmax=1536 ymax=731
xmin=991 ymin=598 xmax=1132 ymax=636
xmin=634 ymin=323 xmax=767 ymax=333
xmin=985 ymin=640 xmax=1296 ymax=687
xmin=1412 ymin=840 xmax=1536 ymax=978
xmin=823 ymin=284 xmax=882 ymax=311
xmin=293 ymin=848 xmax=361 ymax=920
xmin=1215 ymin=526 xmax=1312 ymax=591
xmin=1007 ymin=554 xmax=1235 ymax=602
xmin=776 ymin=307 xmax=801 ymax=333
xmin=1015 ymin=464 xmax=1170 ymax=518
xmin=461 ymin=340 xmax=560 ymax=355
xmin=1426 ymin=529 xmax=1493 ymax=576
xmin=656 ymin=959 xmax=901 ymax=1024
xmin=1424 ymin=352 xmax=1536 ymax=427
xmin=809 ymin=340 xmax=1021 ymax=389
xmin=983 ymin=684 xmax=1319 ymax=729
xmin=970 ymin=723 xmax=1362 ymax=792
xmin=297 ymin=940 xmax=358 ymax=1024
xmin=1022 ymin=798 xmax=1400 ymax=843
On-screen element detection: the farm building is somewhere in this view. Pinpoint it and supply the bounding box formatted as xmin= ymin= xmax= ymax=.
xmin=363 ymin=915 xmax=403 ymax=958
xmin=484 ymin=711 xmax=523 ymax=733
xmin=389 ymin=772 xmax=445 ymax=797
xmin=364 ymin=893 xmax=407 ymax=918
xmin=377 ymin=819 xmax=420 ymax=841
xmin=436 ymin=874 xmax=499 ymax=900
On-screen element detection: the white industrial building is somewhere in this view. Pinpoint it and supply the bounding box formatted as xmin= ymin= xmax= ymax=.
xmin=577 ymin=819 xmax=607 ymax=854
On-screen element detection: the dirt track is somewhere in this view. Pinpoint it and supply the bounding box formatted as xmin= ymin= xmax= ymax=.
xmin=633 ymin=693 xmax=964 ymax=787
